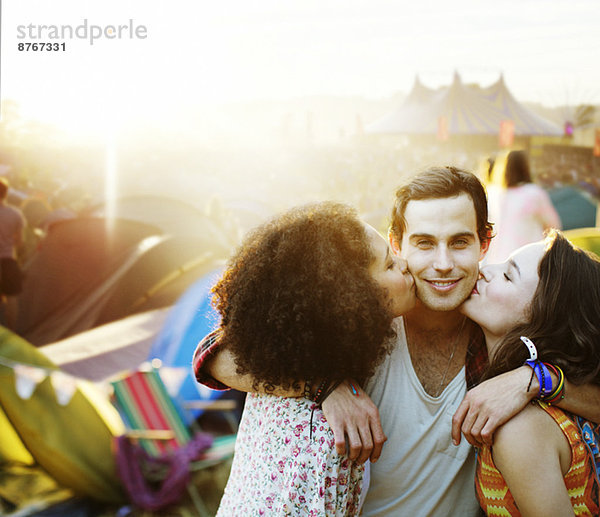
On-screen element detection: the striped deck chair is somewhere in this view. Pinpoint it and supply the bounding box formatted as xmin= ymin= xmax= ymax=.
xmin=110 ymin=364 xmax=236 ymax=516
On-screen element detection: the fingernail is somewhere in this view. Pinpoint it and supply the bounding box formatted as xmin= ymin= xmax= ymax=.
xmin=452 ymin=439 xmax=458 ymax=446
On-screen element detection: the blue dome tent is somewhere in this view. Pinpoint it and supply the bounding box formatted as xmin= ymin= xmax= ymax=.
xmin=148 ymin=268 xmax=225 ymax=413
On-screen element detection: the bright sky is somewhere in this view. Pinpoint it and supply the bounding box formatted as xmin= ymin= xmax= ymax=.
xmin=2 ymin=0 xmax=599 ymax=134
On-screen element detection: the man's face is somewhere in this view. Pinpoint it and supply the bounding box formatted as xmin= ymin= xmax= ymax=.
xmin=390 ymin=194 xmax=488 ymax=312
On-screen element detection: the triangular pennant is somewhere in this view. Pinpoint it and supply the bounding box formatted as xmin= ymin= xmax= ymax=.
xmin=50 ymin=370 xmax=78 ymax=406
xmin=13 ymin=364 xmax=47 ymax=399
xmin=194 ymin=382 xmax=220 ymax=400
xmin=159 ymin=366 xmax=189 ymax=397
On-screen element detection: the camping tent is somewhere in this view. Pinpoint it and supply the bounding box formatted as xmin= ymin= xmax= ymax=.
xmin=0 ymin=328 xmax=126 ymax=509
xmin=548 ymin=186 xmax=598 ymax=230
xmin=40 ymin=269 xmax=226 ymax=409
xmin=17 ymin=217 xmax=220 ymax=346
xmin=41 ymin=308 xmax=170 ymax=382
xmin=147 ymin=269 xmax=224 ymax=411
xmin=87 ymin=195 xmax=234 ymax=255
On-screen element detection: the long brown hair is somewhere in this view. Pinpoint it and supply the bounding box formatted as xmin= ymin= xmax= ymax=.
xmin=484 ymin=230 xmax=600 ymax=385
xmin=504 ymin=150 xmax=532 ymax=187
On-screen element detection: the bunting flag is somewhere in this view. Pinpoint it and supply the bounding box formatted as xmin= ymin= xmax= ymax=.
xmin=13 ymin=364 xmax=47 ymax=399
xmin=157 ymin=366 xmax=189 ymax=399
xmin=50 ymin=370 xmax=79 ymax=406
xmin=0 ymin=356 xmax=185 ymax=407
xmin=0 ymin=356 xmax=81 ymax=406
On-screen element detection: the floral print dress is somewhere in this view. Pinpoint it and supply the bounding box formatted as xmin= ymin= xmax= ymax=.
xmin=217 ymin=393 xmax=365 ymax=516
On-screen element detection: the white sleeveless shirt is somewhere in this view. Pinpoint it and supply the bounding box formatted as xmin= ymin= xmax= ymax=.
xmin=362 ymin=317 xmax=480 ymax=516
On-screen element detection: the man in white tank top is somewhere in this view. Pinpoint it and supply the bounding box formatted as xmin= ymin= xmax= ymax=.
xmin=358 ymin=168 xmax=488 ymax=515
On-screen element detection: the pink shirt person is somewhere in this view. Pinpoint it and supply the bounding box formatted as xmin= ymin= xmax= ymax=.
xmin=486 ymin=150 xmax=561 ymax=263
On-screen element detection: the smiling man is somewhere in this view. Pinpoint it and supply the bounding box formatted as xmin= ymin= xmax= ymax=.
xmin=346 ymin=167 xmax=492 ymax=515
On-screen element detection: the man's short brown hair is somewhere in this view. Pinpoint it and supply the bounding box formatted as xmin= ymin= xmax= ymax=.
xmin=390 ymin=166 xmax=493 ymax=245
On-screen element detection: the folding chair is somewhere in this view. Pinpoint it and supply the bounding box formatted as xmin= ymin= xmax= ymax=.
xmin=110 ymin=363 xmax=237 ymax=516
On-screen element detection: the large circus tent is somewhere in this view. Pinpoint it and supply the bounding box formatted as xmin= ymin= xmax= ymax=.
xmin=367 ymin=72 xmax=562 ymax=138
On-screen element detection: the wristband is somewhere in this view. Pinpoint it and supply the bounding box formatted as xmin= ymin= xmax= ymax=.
xmin=521 ymin=336 xmax=553 ymax=398
xmin=524 ymin=359 xmax=553 ymax=398
xmin=521 ymin=336 xmax=538 ymax=362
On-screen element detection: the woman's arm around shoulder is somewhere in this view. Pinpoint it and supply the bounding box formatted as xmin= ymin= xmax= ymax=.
xmin=193 ymin=330 xmax=305 ymax=396
xmin=452 ymin=367 xmax=600 ymax=448
xmin=491 ymin=402 xmax=574 ymax=517
xmin=557 ymin=380 xmax=600 ymax=424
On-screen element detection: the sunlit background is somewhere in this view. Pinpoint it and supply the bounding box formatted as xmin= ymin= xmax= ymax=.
xmin=1 ymin=3 xmax=600 ymax=513
xmin=2 ymin=0 xmax=599 ymax=223
xmin=1 ymin=0 xmax=599 ymax=290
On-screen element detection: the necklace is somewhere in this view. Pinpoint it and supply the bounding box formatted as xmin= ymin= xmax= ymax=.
xmin=435 ymin=316 xmax=467 ymax=397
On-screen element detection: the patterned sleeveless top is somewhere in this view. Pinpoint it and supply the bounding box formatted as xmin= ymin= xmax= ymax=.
xmin=476 ymin=402 xmax=600 ymax=516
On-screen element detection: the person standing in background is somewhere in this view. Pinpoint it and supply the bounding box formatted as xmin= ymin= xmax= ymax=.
xmin=486 ymin=150 xmax=561 ymax=263
xmin=0 ymin=177 xmax=25 ymax=329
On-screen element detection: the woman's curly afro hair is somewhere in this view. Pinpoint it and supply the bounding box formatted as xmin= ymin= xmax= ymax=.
xmin=212 ymin=201 xmax=395 ymax=389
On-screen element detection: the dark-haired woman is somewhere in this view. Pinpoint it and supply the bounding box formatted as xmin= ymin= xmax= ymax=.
xmin=194 ymin=202 xmax=415 ymax=515
xmin=486 ymin=150 xmax=561 ymax=263
xmin=461 ymin=230 xmax=600 ymax=515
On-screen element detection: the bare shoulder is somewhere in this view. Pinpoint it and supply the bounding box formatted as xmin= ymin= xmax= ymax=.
xmin=495 ymin=403 xmax=561 ymax=447
xmin=493 ymin=402 xmax=570 ymax=474
xmin=495 ymin=402 xmax=551 ymax=441
xmin=490 ymin=404 xmax=577 ymax=516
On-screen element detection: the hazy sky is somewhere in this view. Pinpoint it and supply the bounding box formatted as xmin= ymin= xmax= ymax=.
xmin=2 ymin=0 xmax=599 ymax=133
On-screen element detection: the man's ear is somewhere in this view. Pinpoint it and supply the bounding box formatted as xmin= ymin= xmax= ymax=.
xmin=388 ymin=230 xmax=401 ymax=255
xmin=479 ymin=237 xmax=491 ymax=261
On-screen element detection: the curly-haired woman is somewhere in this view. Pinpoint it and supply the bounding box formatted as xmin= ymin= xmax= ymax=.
xmin=193 ymin=202 xmax=415 ymax=515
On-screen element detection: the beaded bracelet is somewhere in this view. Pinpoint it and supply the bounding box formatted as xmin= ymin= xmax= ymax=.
xmin=318 ymin=380 xmax=342 ymax=405
xmin=304 ymin=379 xmax=313 ymax=400
xmin=312 ymin=379 xmax=330 ymax=405
xmin=308 ymin=379 xmax=342 ymax=440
